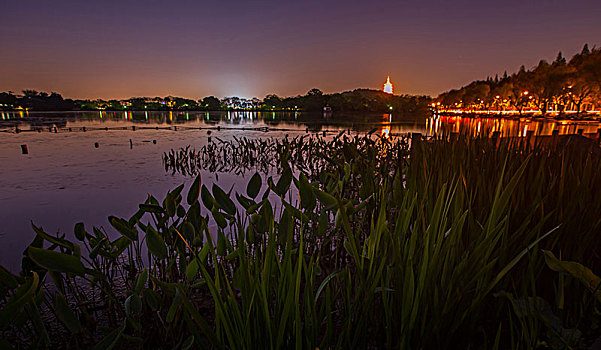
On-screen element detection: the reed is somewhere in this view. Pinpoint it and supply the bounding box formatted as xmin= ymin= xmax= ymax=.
xmin=2 ymin=132 xmax=601 ymax=349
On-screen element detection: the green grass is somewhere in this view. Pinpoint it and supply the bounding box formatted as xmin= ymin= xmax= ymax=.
xmin=2 ymin=132 xmax=601 ymax=349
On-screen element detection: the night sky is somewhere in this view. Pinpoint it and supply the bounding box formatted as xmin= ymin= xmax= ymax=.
xmin=2 ymin=0 xmax=601 ymax=99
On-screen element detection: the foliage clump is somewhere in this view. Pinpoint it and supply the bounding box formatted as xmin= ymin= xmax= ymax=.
xmin=2 ymin=133 xmax=601 ymax=349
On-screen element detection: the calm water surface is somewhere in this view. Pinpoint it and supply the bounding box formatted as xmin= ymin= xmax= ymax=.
xmin=1 ymin=110 xmax=599 ymax=270
xmin=0 ymin=111 xmax=424 ymax=270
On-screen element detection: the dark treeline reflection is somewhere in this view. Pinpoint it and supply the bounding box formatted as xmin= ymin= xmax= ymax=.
xmin=0 ymin=110 xmax=429 ymax=133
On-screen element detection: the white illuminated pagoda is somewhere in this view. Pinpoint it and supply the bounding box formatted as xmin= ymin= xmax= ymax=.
xmin=383 ymin=76 xmax=393 ymax=94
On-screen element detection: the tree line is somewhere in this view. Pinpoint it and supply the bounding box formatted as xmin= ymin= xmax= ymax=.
xmin=261 ymin=88 xmax=430 ymax=114
xmin=0 ymin=88 xmax=431 ymax=115
xmin=0 ymin=90 xmax=77 ymax=111
xmin=437 ymin=44 xmax=601 ymax=117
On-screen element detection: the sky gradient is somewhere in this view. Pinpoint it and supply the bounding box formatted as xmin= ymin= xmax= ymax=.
xmin=2 ymin=0 xmax=601 ymax=99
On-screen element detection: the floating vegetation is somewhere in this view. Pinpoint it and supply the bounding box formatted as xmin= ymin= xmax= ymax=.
xmin=3 ymin=133 xmax=601 ymax=349
xmin=163 ymin=132 xmax=410 ymax=177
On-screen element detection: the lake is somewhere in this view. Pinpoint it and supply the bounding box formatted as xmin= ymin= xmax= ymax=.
xmin=1 ymin=110 xmax=599 ymax=270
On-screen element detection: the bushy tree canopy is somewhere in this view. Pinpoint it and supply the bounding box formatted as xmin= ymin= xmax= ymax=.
xmin=437 ymin=45 xmax=601 ymax=116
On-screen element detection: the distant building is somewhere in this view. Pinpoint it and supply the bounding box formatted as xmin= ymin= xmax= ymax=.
xmin=222 ymin=97 xmax=260 ymax=109
xmin=383 ymin=76 xmax=393 ymax=94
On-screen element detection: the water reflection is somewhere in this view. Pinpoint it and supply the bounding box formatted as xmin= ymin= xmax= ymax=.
xmin=3 ymin=111 xmax=601 ymax=139
xmin=2 ymin=110 xmax=601 ymax=271
xmin=0 ymin=111 xmax=431 ymax=135
xmin=0 ymin=110 xmax=430 ymax=271
xmin=425 ymin=114 xmax=601 ymax=138
xmin=381 ymin=125 xmax=390 ymax=138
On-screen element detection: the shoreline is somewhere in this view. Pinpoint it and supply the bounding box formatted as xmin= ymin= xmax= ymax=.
xmin=434 ymin=110 xmax=601 ymax=122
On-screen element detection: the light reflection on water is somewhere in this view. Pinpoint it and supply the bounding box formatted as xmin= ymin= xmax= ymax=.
xmin=424 ymin=114 xmax=601 ymax=138
xmin=1 ymin=110 xmax=600 ymax=270
xmin=0 ymin=110 xmax=427 ymax=134
xmin=0 ymin=111 xmax=426 ymax=270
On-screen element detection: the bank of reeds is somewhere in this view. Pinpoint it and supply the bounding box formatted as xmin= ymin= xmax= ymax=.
xmin=2 ymin=133 xmax=601 ymax=349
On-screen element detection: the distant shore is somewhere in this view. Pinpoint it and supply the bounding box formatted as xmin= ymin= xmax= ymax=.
xmin=435 ymin=110 xmax=601 ymax=122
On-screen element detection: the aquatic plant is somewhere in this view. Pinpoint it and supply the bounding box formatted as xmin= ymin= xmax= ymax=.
xmin=2 ymin=132 xmax=601 ymax=349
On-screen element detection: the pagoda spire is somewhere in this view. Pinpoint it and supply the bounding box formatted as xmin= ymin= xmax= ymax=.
xmin=383 ymin=76 xmax=393 ymax=94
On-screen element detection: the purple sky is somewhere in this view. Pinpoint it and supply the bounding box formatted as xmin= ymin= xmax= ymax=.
xmin=2 ymin=0 xmax=601 ymax=99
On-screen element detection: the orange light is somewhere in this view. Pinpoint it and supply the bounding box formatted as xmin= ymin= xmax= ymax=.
xmin=381 ymin=126 xmax=390 ymax=138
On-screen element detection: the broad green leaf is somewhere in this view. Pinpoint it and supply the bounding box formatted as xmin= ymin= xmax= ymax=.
xmin=0 ymin=272 xmax=39 ymax=328
xmin=247 ymin=172 xmax=262 ymax=199
xmin=128 ymin=208 xmax=144 ymax=226
xmin=186 ymin=258 xmax=200 ymax=281
xmin=145 ymin=226 xmax=167 ymax=260
xmin=54 ymin=293 xmax=82 ymax=333
xmin=109 ymin=216 xmax=138 ymax=241
xmin=544 ymin=250 xmax=601 ymax=302
xmin=74 ymin=222 xmax=86 ymax=241
xmin=187 ymin=174 xmax=201 ymax=205
xmin=28 ymin=247 xmax=85 ymax=275
xmin=134 ymin=268 xmax=148 ymax=294
xmin=201 ymin=185 xmax=214 ymax=210
xmin=246 ymin=199 xmax=264 ymax=214
xmin=138 ymin=204 xmax=165 ymax=214
xmin=171 ymin=183 xmax=185 ymax=198
xmin=177 ymin=205 xmax=186 ymax=218
xmin=31 ymin=222 xmax=75 ymax=252
xmin=212 ymin=208 xmax=227 ymax=229
xmin=212 ymin=184 xmax=236 ymax=215
xmin=315 ymin=189 xmax=338 ymax=210
xmin=282 ymin=201 xmax=309 ymax=223
xmin=235 ymin=193 xmax=254 ymax=210
xmin=110 ymin=237 xmax=131 ymax=256
xmin=164 ymin=192 xmax=176 ymax=218
xmin=182 ymin=221 xmax=195 ymax=240
xmin=89 ymin=237 xmax=107 ymax=260
xmin=298 ymin=174 xmax=316 ymax=211
xmin=275 ymin=167 xmax=293 ymax=196
xmin=125 ymin=294 xmax=142 ymax=316
xmin=143 ymin=289 xmax=160 ymax=311
xmin=256 ymin=201 xmax=273 ymax=233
